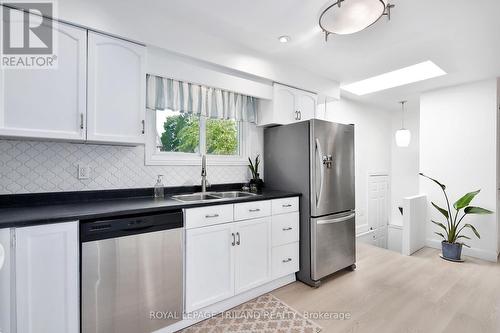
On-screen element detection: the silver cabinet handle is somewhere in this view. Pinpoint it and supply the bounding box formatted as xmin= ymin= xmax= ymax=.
xmin=231 ymin=233 xmax=235 ymax=246
xmin=282 ymin=227 xmax=292 ymax=231
xmin=205 ymin=214 xmax=219 ymax=218
xmin=141 ymin=120 xmax=145 ymax=134
xmin=248 ymin=208 xmax=260 ymax=212
xmin=282 ymin=204 xmax=292 ymax=208
xmin=298 ymin=110 xmax=302 ymax=120
xmin=282 ymin=258 xmax=292 ymax=263
xmin=294 ymin=110 xmax=299 ymax=120
xmin=80 ymin=113 xmax=84 ymax=130
xmin=236 ymin=232 xmax=240 ymax=245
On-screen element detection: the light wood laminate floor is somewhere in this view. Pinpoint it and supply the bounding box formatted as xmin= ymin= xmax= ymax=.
xmin=273 ymin=243 xmax=500 ymax=333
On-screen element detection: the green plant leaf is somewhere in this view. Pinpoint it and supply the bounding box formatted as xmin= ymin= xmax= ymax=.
xmin=431 ymin=220 xmax=447 ymax=232
xmin=434 ymin=232 xmax=446 ymax=240
xmin=453 ymin=190 xmax=480 ymax=210
xmin=457 ymin=235 xmax=471 ymax=240
xmin=419 ymin=173 xmax=446 ymax=190
xmin=464 ymin=206 xmax=494 ymax=215
xmin=431 ymin=202 xmax=449 ymax=219
xmin=464 ymin=224 xmax=480 ymax=239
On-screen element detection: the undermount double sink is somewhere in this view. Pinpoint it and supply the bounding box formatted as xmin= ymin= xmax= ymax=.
xmin=171 ymin=191 xmax=259 ymax=203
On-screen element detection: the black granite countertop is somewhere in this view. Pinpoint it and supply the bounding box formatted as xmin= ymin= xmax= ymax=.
xmin=0 ymin=185 xmax=301 ymax=228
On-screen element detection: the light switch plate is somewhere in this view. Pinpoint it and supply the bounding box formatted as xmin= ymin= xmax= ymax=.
xmin=77 ymin=164 xmax=90 ymax=180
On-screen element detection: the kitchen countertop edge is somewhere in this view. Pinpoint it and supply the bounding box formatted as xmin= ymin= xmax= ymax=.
xmin=0 ymin=190 xmax=301 ymax=228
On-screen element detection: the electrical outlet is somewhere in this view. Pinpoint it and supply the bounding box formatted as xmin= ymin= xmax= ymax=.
xmin=77 ymin=164 xmax=90 ymax=180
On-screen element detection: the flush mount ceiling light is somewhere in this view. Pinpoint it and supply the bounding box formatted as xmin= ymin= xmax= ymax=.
xmin=319 ymin=0 xmax=395 ymax=41
xmin=278 ymin=35 xmax=291 ymax=43
xmin=341 ymin=61 xmax=447 ymax=95
xmin=395 ymin=101 xmax=411 ymax=147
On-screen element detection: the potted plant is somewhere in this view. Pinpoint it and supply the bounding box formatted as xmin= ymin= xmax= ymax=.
xmin=248 ymin=155 xmax=263 ymax=191
xmin=420 ymin=173 xmax=493 ymax=261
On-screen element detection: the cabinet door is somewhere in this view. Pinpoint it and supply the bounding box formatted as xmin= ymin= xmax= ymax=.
xmin=185 ymin=223 xmax=235 ymax=312
xmin=0 ymin=15 xmax=87 ymax=141
xmin=87 ymin=32 xmax=146 ymax=145
xmin=0 ymin=229 xmax=12 ymax=333
xmin=234 ymin=217 xmax=271 ymax=294
xmin=296 ymin=90 xmax=317 ymax=121
xmin=273 ymin=84 xmax=297 ymax=124
xmin=15 ymin=221 xmax=79 ymax=333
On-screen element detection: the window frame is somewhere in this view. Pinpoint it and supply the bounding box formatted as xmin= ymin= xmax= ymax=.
xmin=145 ymin=109 xmax=250 ymax=166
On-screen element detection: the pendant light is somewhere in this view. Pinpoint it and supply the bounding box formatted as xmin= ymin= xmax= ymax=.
xmin=319 ymin=0 xmax=395 ymax=41
xmin=395 ymin=101 xmax=411 ymax=147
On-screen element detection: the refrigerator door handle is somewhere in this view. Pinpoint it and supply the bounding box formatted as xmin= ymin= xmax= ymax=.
xmin=316 ymin=212 xmax=356 ymax=225
xmin=315 ymin=138 xmax=324 ymax=207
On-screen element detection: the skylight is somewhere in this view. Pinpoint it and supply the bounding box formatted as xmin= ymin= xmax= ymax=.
xmin=341 ymin=61 xmax=447 ymax=95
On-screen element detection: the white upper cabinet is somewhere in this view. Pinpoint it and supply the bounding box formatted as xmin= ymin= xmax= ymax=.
xmin=0 ymin=15 xmax=87 ymax=141
xmin=258 ymin=83 xmax=318 ymax=126
xmin=87 ymin=32 xmax=146 ymax=145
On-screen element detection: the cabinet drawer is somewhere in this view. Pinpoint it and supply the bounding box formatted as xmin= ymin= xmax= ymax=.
xmin=234 ymin=200 xmax=271 ymax=221
xmin=272 ymin=242 xmax=299 ymax=279
xmin=185 ymin=204 xmax=234 ymax=229
xmin=272 ymin=212 xmax=299 ymax=247
xmin=272 ymin=197 xmax=299 ymax=215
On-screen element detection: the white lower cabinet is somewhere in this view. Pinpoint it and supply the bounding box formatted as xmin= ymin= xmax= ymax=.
xmin=185 ymin=223 xmax=235 ymax=313
xmin=15 ymin=221 xmax=79 ymax=333
xmin=185 ymin=198 xmax=299 ymax=313
xmin=234 ymin=217 xmax=271 ymax=294
xmin=272 ymin=242 xmax=300 ymax=279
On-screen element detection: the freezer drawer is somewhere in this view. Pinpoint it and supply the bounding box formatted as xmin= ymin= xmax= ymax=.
xmin=311 ymin=211 xmax=355 ymax=281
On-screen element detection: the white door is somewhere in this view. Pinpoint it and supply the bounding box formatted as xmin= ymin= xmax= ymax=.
xmin=15 ymin=221 xmax=79 ymax=333
xmin=296 ymin=90 xmax=317 ymax=121
xmin=0 ymin=229 xmax=12 ymax=333
xmin=87 ymin=32 xmax=146 ymax=145
xmin=368 ymin=175 xmax=389 ymax=248
xmin=273 ymin=84 xmax=297 ymax=124
xmin=185 ymin=223 xmax=235 ymax=313
xmin=0 ymin=14 xmax=87 ymax=141
xmin=234 ymin=217 xmax=271 ymax=294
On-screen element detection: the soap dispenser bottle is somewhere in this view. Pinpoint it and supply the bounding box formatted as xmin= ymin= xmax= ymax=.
xmin=154 ymin=175 xmax=165 ymax=199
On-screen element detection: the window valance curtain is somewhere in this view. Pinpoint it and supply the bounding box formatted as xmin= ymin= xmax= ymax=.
xmin=146 ymin=74 xmax=257 ymax=123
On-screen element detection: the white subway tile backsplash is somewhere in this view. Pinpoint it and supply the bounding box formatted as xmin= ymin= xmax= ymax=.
xmin=0 ymin=139 xmax=252 ymax=194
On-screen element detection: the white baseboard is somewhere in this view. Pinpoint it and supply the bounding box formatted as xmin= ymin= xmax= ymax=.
xmin=155 ymin=274 xmax=296 ymax=333
xmin=425 ymin=239 xmax=498 ymax=262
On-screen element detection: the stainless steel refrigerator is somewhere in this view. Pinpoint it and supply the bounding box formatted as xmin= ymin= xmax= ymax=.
xmin=265 ymin=119 xmax=355 ymax=287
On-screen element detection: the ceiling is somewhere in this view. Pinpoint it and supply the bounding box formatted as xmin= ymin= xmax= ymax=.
xmin=149 ymin=0 xmax=500 ymax=110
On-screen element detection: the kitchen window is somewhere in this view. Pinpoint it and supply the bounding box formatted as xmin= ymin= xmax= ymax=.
xmin=145 ymin=75 xmax=256 ymax=165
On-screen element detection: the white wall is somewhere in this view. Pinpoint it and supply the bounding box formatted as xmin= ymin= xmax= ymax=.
xmin=390 ymin=104 xmax=420 ymax=226
xmin=420 ymin=79 xmax=498 ymax=261
xmin=319 ymin=98 xmax=392 ymax=234
xmin=146 ymin=47 xmax=273 ymax=99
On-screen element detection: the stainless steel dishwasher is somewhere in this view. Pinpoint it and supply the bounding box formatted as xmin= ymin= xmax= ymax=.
xmin=81 ymin=210 xmax=183 ymax=333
